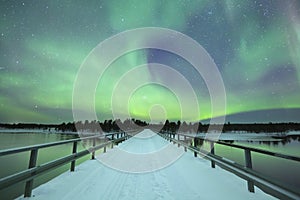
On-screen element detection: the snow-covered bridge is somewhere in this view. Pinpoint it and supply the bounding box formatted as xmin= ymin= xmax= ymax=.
xmin=16 ymin=129 xmax=277 ymax=199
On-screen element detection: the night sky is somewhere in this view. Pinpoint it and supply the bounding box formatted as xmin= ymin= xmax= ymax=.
xmin=1 ymin=0 xmax=300 ymax=123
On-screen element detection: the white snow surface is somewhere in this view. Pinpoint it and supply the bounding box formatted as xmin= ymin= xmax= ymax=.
xmin=181 ymin=132 xmax=298 ymax=141
xmin=18 ymin=129 xmax=275 ymax=200
xmin=97 ymin=130 xmax=184 ymax=173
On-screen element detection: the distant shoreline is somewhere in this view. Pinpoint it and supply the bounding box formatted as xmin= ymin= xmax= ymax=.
xmin=1 ymin=122 xmax=300 ymax=134
xmin=0 ymin=128 xmax=79 ymax=135
xmin=0 ymin=127 xmax=299 ymax=143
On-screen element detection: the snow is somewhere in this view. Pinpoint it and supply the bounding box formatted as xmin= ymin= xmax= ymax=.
xmin=18 ymin=129 xmax=275 ymax=200
xmin=1 ymin=127 xmax=299 ymax=141
xmin=286 ymin=131 xmax=300 ymax=136
xmin=0 ymin=129 xmax=111 ymax=136
xmin=98 ymin=130 xmax=184 ymax=173
xmin=0 ymin=128 xmax=78 ymax=135
xmin=180 ymin=132 xmax=298 ymax=142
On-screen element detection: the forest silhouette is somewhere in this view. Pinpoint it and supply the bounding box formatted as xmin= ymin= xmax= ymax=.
xmin=1 ymin=119 xmax=300 ymax=133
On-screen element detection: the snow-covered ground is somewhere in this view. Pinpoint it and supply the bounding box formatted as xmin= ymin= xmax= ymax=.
xmin=0 ymin=129 xmax=112 ymax=136
xmin=0 ymin=128 xmax=78 ymax=135
xmin=18 ymin=129 xmax=275 ymax=200
xmin=180 ymin=131 xmax=300 ymax=142
xmin=1 ymin=128 xmax=299 ymax=142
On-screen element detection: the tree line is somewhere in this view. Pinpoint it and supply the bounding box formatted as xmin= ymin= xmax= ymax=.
xmin=0 ymin=118 xmax=148 ymax=133
xmin=1 ymin=120 xmax=300 ymax=133
xmin=161 ymin=121 xmax=300 ymax=133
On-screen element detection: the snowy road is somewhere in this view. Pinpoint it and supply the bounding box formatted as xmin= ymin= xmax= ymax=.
xmin=19 ymin=129 xmax=275 ymax=200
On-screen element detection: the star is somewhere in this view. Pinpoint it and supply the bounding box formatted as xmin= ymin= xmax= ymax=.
xmin=0 ymin=0 xmax=299 ymax=123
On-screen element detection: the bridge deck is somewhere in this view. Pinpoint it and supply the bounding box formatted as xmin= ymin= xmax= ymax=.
xmin=18 ymin=130 xmax=274 ymax=200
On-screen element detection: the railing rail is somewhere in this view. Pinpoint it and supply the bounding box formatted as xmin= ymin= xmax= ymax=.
xmin=0 ymin=131 xmax=129 ymax=156
xmin=0 ymin=130 xmax=135 ymax=198
xmin=159 ymin=131 xmax=300 ymax=200
xmin=163 ymin=132 xmax=300 ymax=162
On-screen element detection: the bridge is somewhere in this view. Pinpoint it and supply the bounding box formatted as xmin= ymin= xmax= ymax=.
xmin=0 ymin=129 xmax=299 ymax=199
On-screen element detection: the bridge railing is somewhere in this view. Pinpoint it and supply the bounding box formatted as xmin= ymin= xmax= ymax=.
xmin=0 ymin=131 xmax=134 ymax=198
xmin=158 ymin=131 xmax=300 ymax=200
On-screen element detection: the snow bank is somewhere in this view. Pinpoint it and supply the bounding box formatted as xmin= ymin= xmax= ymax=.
xmin=182 ymin=132 xmax=290 ymax=141
xmin=0 ymin=129 xmax=78 ymax=135
xmin=18 ymin=129 xmax=275 ymax=200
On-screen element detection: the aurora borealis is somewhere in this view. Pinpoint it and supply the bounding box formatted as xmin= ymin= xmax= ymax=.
xmin=1 ymin=0 xmax=300 ymax=123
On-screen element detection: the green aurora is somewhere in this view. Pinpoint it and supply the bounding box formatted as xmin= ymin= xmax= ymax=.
xmin=0 ymin=1 xmax=300 ymax=123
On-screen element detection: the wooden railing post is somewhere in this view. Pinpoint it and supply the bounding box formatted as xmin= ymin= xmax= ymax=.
xmin=91 ymin=138 xmax=96 ymax=160
xmin=245 ymin=149 xmax=255 ymax=193
xmin=70 ymin=141 xmax=77 ymax=171
xmin=111 ymin=134 xmax=114 ymax=148
xmin=210 ymin=141 xmax=215 ymax=168
xmin=184 ymin=135 xmax=187 ymax=151
xmin=193 ymin=138 xmax=197 ymax=157
xmin=24 ymin=149 xmax=38 ymax=197
xmin=245 ymin=149 xmax=253 ymax=168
